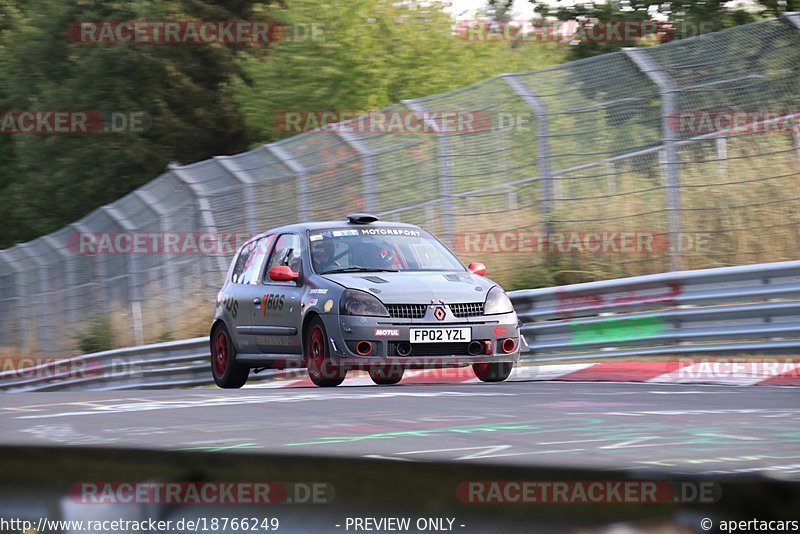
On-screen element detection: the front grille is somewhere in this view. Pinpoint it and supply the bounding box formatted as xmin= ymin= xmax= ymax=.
xmin=449 ymin=302 xmax=484 ymax=317
xmin=386 ymin=304 xmax=427 ymax=319
xmin=389 ymin=342 xmax=473 ymax=357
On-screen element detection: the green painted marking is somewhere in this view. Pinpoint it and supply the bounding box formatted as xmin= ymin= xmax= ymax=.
xmin=570 ymin=314 xmax=666 ymax=344
xmin=285 ymin=417 xmax=800 ymax=449
xmin=285 ymin=418 xmax=606 ymax=446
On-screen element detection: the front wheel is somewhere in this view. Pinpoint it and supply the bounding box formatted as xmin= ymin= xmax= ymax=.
xmin=306 ymin=317 xmax=346 ymax=387
xmin=472 ymin=361 xmax=513 ymax=383
xmin=211 ymin=324 xmax=249 ymax=389
xmin=368 ymin=365 xmax=404 ymax=385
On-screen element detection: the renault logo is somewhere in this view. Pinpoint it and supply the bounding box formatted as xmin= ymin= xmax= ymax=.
xmin=433 ymin=307 xmax=446 ymax=321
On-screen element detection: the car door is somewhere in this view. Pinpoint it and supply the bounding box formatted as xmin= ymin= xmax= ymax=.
xmin=227 ymin=236 xmax=272 ymax=353
xmin=253 ymin=233 xmax=304 ymax=354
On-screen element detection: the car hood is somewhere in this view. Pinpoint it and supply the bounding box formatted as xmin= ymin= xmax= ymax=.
xmin=322 ymin=271 xmax=496 ymax=304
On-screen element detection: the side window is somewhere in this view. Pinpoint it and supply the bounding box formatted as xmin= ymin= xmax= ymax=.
xmin=231 ymin=238 xmax=269 ymax=285
xmin=231 ymin=241 xmax=255 ymax=284
xmin=241 ymin=237 xmax=269 ymax=284
xmin=264 ymin=234 xmax=303 ymax=284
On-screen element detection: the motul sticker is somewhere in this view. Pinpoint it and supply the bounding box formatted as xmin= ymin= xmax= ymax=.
xmin=374 ymin=328 xmax=400 ymax=337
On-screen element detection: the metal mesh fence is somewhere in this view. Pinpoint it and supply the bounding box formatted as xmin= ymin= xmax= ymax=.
xmin=2 ymin=16 xmax=799 ymax=354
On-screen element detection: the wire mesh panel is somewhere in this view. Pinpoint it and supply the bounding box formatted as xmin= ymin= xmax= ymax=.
xmin=641 ymin=19 xmax=800 ymax=270
xmin=1 ymin=17 xmax=798 ymax=354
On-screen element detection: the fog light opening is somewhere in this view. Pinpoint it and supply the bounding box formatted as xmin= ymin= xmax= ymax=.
xmin=355 ymin=340 xmax=373 ymax=356
xmin=396 ymin=341 xmax=412 ymax=357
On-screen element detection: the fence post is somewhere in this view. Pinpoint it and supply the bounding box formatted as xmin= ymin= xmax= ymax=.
xmin=624 ymin=48 xmax=682 ymax=271
xmin=70 ymin=220 xmax=105 ymax=321
xmin=214 ymin=156 xmax=258 ymax=236
xmin=792 ymin=116 xmax=800 ymax=162
xmin=502 ymin=74 xmax=553 ymax=237
xmin=606 ymin=160 xmax=618 ymax=195
xmin=168 ymin=163 xmax=229 ymax=276
xmin=337 ymin=131 xmax=377 ymax=213
xmin=716 ymin=137 xmax=728 ymax=171
xmin=403 ymin=100 xmax=455 ymax=246
xmin=42 ymin=234 xmax=79 ymax=338
xmin=781 ymin=12 xmax=800 ymax=29
xmin=17 ymin=243 xmax=53 ymax=353
xmin=0 ymin=249 xmax=27 ymax=349
xmin=267 ymin=144 xmax=310 ymax=223
xmin=133 ymin=190 xmax=179 ymax=334
xmin=101 ymin=204 xmax=143 ymax=346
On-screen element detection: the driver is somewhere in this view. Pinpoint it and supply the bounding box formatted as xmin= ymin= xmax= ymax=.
xmin=360 ymin=241 xmax=395 ymax=270
xmin=311 ymin=239 xmax=336 ymax=273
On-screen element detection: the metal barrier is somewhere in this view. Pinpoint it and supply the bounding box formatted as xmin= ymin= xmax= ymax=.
xmin=0 ymin=337 xmax=298 ymax=392
xmin=512 ymin=259 xmax=800 ymax=362
xmin=2 ymin=259 xmax=798 ymax=391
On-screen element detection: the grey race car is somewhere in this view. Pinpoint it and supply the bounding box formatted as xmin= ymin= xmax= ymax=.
xmin=210 ymin=214 xmax=521 ymax=388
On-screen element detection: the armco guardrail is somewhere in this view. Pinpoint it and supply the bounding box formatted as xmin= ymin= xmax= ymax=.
xmin=2 ymin=260 xmax=798 ymax=391
xmin=0 ymin=337 xmax=297 ymax=392
xmin=512 ymin=259 xmax=800 ymax=362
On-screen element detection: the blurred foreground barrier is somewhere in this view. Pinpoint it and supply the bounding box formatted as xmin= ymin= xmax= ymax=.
xmin=2 ymin=259 xmax=799 ymax=391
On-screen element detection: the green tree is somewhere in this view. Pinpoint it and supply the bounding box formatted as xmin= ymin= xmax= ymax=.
xmin=0 ymin=0 xmax=268 ymax=248
xmin=234 ymin=0 xmax=567 ymax=141
xmin=529 ymin=0 xmax=769 ymax=60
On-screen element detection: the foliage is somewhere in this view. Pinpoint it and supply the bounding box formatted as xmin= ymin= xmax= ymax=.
xmin=76 ymin=315 xmax=114 ymax=353
xmin=233 ymin=0 xmax=567 ymax=142
xmin=527 ymin=0 xmax=775 ymax=59
xmin=0 ymin=0 xmax=264 ymax=247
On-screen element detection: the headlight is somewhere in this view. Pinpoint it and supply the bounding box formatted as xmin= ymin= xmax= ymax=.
xmin=339 ymin=289 xmax=390 ymax=317
xmin=484 ymin=286 xmax=514 ymax=315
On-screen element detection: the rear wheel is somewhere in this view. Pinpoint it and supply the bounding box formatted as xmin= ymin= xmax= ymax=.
xmin=368 ymin=365 xmax=404 ymax=385
xmin=472 ymin=361 xmax=513 ymax=382
xmin=306 ymin=317 xmax=346 ymax=387
xmin=211 ymin=324 xmax=249 ymax=389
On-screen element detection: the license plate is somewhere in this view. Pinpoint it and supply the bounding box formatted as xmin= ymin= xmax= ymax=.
xmin=410 ymin=328 xmax=471 ymax=343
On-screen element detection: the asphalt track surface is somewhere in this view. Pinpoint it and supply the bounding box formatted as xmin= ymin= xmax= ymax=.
xmin=2 ymin=380 xmax=799 ymax=480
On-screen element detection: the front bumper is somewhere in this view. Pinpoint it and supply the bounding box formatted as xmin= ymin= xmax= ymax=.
xmin=322 ymin=311 xmax=521 ymax=369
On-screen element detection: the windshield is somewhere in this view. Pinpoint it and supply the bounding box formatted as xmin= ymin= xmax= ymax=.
xmin=308 ymin=227 xmax=465 ymax=274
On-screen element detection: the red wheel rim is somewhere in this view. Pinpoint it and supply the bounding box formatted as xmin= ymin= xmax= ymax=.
xmin=309 ymin=325 xmax=326 ymax=370
xmin=214 ymin=331 xmax=228 ymax=377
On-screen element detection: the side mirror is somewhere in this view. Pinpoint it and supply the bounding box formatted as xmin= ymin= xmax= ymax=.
xmin=268 ymin=265 xmax=299 ymax=282
xmin=467 ymin=262 xmax=487 ymax=276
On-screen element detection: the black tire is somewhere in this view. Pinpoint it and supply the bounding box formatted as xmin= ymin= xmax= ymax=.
xmin=211 ymin=323 xmax=249 ymax=389
xmin=472 ymin=361 xmax=514 ymax=382
xmin=306 ymin=316 xmax=346 ymax=387
xmin=368 ymin=365 xmax=404 ymax=385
